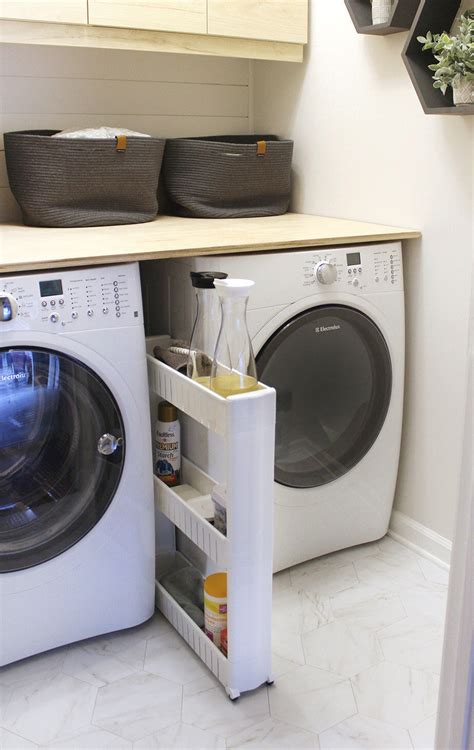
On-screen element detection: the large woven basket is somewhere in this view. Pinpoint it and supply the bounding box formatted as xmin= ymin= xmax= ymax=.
xmin=162 ymin=135 xmax=293 ymax=218
xmin=4 ymin=130 xmax=166 ymax=228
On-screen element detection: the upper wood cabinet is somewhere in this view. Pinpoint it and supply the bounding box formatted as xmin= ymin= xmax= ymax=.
xmin=207 ymin=0 xmax=308 ymax=44
xmin=88 ymin=0 xmax=207 ymax=35
xmin=0 ymin=0 xmax=308 ymax=62
xmin=0 ymin=0 xmax=87 ymax=23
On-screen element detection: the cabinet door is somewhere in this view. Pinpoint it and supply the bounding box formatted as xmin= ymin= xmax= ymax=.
xmin=208 ymin=0 xmax=307 ymax=44
xmin=88 ymin=0 xmax=207 ymax=35
xmin=0 ymin=0 xmax=87 ymax=23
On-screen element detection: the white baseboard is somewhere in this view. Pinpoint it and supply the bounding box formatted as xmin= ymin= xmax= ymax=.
xmin=389 ymin=510 xmax=452 ymax=569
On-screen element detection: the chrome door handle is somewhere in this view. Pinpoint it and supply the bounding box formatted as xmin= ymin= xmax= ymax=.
xmin=97 ymin=433 xmax=123 ymax=455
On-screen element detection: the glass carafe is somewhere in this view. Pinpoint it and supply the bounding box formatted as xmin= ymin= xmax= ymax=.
xmin=210 ymin=279 xmax=258 ymax=398
xmin=187 ymin=271 xmax=228 ymax=386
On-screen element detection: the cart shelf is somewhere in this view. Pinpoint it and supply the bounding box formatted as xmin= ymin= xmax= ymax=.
xmin=155 ymin=552 xmax=228 ymax=686
xmin=153 ymin=458 xmax=228 ymax=568
xmin=147 ymin=347 xmax=276 ymax=699
xmin=148 ymin=351 xmax=228 ymax=435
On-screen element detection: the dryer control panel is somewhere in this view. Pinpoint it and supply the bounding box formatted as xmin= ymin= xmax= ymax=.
xmin=0 ymin=263 xmax=142 ymax=332
xmin=302 ymin=243 xmax=403 ymax=294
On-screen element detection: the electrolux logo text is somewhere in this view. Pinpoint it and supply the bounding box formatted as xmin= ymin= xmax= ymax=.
xmin=0 ymin=372 xmax=27 ymax=383
xmin=314 ymin=324 xmax=341 ymax=334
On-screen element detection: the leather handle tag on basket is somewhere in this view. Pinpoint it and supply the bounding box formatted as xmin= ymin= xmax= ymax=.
xmin=115 ymin=135 xmax=127 ymax=153
xmin=256 ymin=140 xmax=267 ymax=157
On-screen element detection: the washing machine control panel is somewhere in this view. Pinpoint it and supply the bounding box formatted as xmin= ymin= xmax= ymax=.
xmin=302 ymin=244 xmax=403 ymax=294
xmin=0 ymin=263 xmax=142 ymax=332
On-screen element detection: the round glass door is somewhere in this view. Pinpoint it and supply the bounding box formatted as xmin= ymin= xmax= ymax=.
xmin=257 ymin=306 xmax=392 ymax=489
xmin=0 ymin=347 xmax=125 ymax=573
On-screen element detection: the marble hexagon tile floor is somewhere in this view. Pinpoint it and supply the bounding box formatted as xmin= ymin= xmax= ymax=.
xmin=0 ymin=536 xmax=448 ymax=750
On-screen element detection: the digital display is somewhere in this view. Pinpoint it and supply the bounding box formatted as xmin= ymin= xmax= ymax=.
xmin=39 ymin=279 xmax=63 ymax=297
xmin=346 ymin=252 xmax=361 ymax=266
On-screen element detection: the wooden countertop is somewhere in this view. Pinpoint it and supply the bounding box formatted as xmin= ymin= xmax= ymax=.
xmin=0 ymin=213 xmax=420 ymax=274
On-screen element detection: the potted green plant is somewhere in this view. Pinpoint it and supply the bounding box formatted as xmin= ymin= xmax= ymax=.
xmin=371 ymin=0 xmax=393 ymax=25
xmin=418 ymin=10 xmax=474 ymax=106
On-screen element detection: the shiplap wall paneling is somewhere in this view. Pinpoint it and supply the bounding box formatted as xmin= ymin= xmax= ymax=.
xmin=0 ymin=45 xmax=251 ymax=222
xmin=88 ymin=0 xmax=207 ymax=35
xmin=1 ymin=79 xmax=248 ymax=118
xmin=0 ymin=151 xmax=20 ymax=222
xmin=0 ymin=0 xmax=87 ymax=24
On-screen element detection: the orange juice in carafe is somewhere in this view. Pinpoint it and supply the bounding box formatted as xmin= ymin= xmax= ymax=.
xmin=210 ymin=373 xmax=258 ymax=398
xmin=211 ymin=279 xmax=258 ymax=398
xmin=194 ymin=376 xmax=211 ymax=389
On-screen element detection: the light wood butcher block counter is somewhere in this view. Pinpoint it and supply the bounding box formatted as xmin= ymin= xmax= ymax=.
xmin=0 ymin=213 xmax=420 ymax=274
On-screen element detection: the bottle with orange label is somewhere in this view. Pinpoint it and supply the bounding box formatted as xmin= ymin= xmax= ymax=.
xmin=204 ymin=572 xmax=227 ymax=656
xmin=154 ymin=401 xmax=181 ymax=487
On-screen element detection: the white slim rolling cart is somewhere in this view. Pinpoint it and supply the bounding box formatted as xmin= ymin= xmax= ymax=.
xmin=146 ymin=341 xmax=276 ymax=699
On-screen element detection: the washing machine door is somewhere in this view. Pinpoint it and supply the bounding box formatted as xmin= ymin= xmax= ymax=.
xmin=0 ymin=347 xmax=125 ymax=573
xmin=257 ymin=305 xmax=392 ymax=489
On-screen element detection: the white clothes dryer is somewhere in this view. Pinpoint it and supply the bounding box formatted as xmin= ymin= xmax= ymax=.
xmin=0 ymin=263 xmax=155 ymax=665
xmin=158 ymin=244 xmax=404 ymax=572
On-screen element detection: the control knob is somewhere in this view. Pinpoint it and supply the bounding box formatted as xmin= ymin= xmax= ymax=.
xmin=315 ymin=262 xmax=337 ymax=285
xmin=0 ymin=293 xmax=18 ymax=322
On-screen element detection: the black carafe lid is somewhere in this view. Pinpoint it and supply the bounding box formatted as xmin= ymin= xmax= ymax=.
xmin=190 ymin=271 xmax=228 ymax=289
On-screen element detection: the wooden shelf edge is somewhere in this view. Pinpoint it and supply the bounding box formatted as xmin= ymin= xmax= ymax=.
xmin=0 ymin=19 xmax=304 ymax=63
xmin=357 ymin=23 xmax=407 ymax=36
xmin=422 ymin=104 xmax=474 ymax=115
xmin=0 ymin=214 xmax=422 ymax=275
xmin=344 ymin=0 xmax=419 ymax=36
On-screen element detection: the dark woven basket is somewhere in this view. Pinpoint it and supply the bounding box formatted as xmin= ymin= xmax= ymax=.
xmin=162 ymin=135 xmax=293 ymax=218
xmin=4 ymin=130 xmax=166 ymax=228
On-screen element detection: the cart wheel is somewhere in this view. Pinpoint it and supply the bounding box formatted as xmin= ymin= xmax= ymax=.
xmin=227 ymin=688 xmax=240 ymax=701
xmin=266 ymin=680 xmax=274 ymax=686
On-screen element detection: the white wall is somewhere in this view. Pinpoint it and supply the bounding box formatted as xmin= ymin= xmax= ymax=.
xmin=0 ymin=44 xmax=251 ymax=221
xmin=252 ymin=1 xmax=474 ymax=541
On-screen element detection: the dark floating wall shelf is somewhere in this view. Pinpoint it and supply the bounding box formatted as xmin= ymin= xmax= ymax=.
xmin=403 ymin=0 xmax=474 ymax=115
xmin=344 ymin=0 xmax=420 ymax=35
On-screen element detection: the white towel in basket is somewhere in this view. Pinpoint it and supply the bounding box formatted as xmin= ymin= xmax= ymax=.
xmin=51 ymin=126 xmax=151 ymax=139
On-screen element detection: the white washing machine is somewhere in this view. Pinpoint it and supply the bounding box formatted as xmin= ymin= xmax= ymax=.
xmin=0 ymin=263 xmax=155 ymax=665
xmin=157 ymin=243 xmax=404 ymax=572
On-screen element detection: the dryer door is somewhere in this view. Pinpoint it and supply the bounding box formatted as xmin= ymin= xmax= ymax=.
xmin=0 ymin=347 xmax=125 ymax=573
xmin=257 ymin=305 xmax=392 ymax=489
